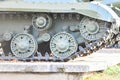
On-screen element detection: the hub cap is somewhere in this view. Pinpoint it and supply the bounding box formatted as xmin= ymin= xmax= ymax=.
xmin=35 ymin=17 xmax=47 ymax=29
xmin=86 ymin=21 xmax=99 ymax=34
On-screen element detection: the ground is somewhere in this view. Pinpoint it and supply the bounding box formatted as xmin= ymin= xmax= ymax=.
xmin=84 ymin=64 xmax=120 ymax=80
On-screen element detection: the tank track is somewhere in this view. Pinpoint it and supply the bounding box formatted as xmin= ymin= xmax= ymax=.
xmin=0 ymin=34 xmax=117 ymax=62
xmin=0 ymin=33 xmax=116 ymax=62
xmin=0 ymin=13 xmax=118 ymax=62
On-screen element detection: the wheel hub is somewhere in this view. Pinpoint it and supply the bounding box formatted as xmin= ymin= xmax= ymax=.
xmin=86 ymin=21 xmax=99 ymax=34
xmin=56 ymin=38 xmax=69 ymax=52
xmin=35 ymin=17 xmax=47 ymax=28
xmin=10 ymin=33 xmax=38 ymax=58
xmin=50 ymin=32 xmax=77 ymax=59
xmin=17 ymin=40 xmax=29 ymax=51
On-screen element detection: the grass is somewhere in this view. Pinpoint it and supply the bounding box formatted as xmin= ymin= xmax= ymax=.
xmin=84 ymin=64 xmax=120 ymax=80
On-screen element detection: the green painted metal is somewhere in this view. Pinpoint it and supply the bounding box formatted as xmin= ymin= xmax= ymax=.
xmin=0 ymin=0 xmax=119 ymax=23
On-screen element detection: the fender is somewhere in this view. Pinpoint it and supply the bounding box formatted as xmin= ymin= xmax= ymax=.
xmin=0 ymin=1 xmax=119 ymax=23
xmin=75 ymin=2 xmax=120 ymax=22
xmin=75 ymin=2 xmax=120 ymax=33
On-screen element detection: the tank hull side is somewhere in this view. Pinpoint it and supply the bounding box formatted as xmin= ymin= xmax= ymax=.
xmin=0 ymin=1 xmax=119 ymax=23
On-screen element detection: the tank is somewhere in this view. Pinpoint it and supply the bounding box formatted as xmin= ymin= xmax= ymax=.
xmin=0 ymin=0 xmax=119 ymax=61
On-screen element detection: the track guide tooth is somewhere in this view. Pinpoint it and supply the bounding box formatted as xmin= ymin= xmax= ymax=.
xmin=52 ymin=56 xmax=57 ymax=61
xmin=0 ymin=53 xmax=3 ymax=60
xmin=37 ymin=52 xmax=43 ymax=60
xmin=22 ymin=59 xmax=27 ymax=62
xmin=75 ymin=52 xmax=80 ymax=56
xmin=85 ymin=42 xmax=94 ymax=52
xmin=85 ymin=42 xmax=91 ymax=48
xmin=45 ymin=52 xmax=49 ymax=61
xmin=60 ymin=59 xmax=64 ymax=62
xmin=1 ymin=53 xmax=5 ymax=60
xmin=31 ymin=54 xmax=35 ymax=61
xmin=79 ymin=46 xmax=86 ymax=53
xmin=8 ymin=52 xmax=12 ymax=60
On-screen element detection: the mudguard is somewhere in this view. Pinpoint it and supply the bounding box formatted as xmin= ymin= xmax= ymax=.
xmin=0 ymin=1 xmax=119 ymax=23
